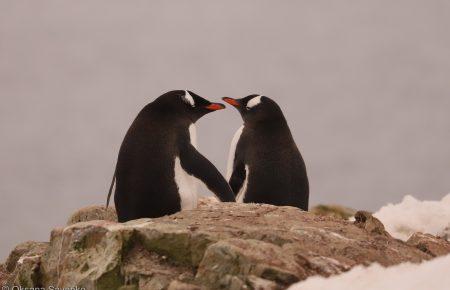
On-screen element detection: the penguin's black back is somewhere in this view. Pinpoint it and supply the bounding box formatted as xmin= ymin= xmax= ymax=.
xmin=113 ymin=90 xmax=236 ymax=222
xmin=114 ymin=104 xmax=188 ymax=221
xmin=232 ymin=108 xmax=309 ymax=210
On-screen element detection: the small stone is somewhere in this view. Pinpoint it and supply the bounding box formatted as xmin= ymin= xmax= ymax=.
xmin=354 ymin=211 xmax=390 ymax=237
xmin=67 ymin=205 xmax=118 ymax=225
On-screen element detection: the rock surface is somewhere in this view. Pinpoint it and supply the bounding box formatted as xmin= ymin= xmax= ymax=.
xmin=310 ymin=204 xmax=356 ymax=220
xmin=406 ymin=232 xmax=450 ymax=257
xmin=2 ymin=202 xmax=449 ymax=289
xmin=0 ymin=264 xmax=8 ymax=286
xmin=2 ymin=241 xmax=48 ymax=287
xmin=67 ymin=205 xmax=118 ymax=225
xmin=354 ymin=211 xmax=391 ymax=237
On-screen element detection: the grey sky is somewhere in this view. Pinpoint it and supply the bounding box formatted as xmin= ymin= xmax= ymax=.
xmin=1 ymin=1 xmax=450 ymax=259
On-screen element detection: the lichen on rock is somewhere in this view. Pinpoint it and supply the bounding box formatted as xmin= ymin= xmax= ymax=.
xmin=310 ymin=204 xmax=356 ymax=220
xmin=67 ymin=205 xmax=118 ymax=225
xmin=2 ymin=201 xmax=449 ymax=289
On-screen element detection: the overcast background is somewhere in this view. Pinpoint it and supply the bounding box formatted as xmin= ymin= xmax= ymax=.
xmin=1 ymin=0 xmax=450 ymax=259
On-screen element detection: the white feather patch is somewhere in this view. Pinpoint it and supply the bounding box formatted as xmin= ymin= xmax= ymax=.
xmin=183 ymin=90 xmax=195 ymax=107
xmin=226 ymin=125 xmax=244 ymax=180
xmin=236 ymin=165 xmax=249 ymax=203
xmin=189 ymin=123 xmax=197 ymax=149
xmin=246 ymin=95 xmax=262 ymax=109
xmin=174 ymin=157 xmax=199 ymax=210
xmin=173 ymin=124 xmax=201 ymax=210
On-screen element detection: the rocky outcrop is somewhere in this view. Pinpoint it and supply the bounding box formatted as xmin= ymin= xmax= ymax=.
xmin=406 ymin=232 xmax=450 ymax=257
xmin=2 ymin=241 xmax=48 ymax=287
xmin=2 ymin=202 xmax=449 ymax=289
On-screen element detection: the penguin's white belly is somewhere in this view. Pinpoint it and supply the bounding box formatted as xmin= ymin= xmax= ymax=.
xmin=174 ymin=157 xmax=198 ymax=210
xmin=226 ymin=125 xmax=244 ymax=180
xmin=236 ymin=165 xmax=249 ymax=203
xmin=173 ymin=123 xmax=199 ymax=210
xmin=189 ymin=123 xmax=198 ymax=149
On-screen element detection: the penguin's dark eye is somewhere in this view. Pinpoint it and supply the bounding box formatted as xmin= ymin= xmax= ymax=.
xmin=246 ymin=96 xmax=262 ymax=110
xmin=182 ymin=90 xmax=196 ymax=107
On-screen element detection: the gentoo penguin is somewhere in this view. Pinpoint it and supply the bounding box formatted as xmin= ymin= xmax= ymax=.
xmin=223 ymin=95 xmax=309 ymax=210
xmin=107 ymin=90 xmax=235 ymax=222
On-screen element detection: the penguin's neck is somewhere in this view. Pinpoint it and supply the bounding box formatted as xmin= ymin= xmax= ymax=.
xmin=188 ymin=123 xmax=198 ymax=149
xmin=245 ymin=115 xmax=289 ymax=132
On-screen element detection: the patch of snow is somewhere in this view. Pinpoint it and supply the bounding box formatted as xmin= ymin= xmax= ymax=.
xmin=288 ymin=254 xmax=450 ymax=290
xmin=374 ymin=193 xmax=450 ymax=241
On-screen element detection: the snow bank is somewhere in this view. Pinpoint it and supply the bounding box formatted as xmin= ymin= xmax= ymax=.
xmin=288 ymin=254 xmax=450 ymax=290
xmin=288 ymin=194 xmax=450 ymax=290
xmin=373 ymin=193 xmax=450 ymax=241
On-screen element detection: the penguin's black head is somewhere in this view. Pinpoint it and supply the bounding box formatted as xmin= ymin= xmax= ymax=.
xmin=155 ymin=90 xmax=225 ymax=122
xmin=222 ymin=94 xmax=284 ymax=125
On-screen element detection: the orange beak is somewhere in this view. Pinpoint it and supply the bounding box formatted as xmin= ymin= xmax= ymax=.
xmin=205 ymin=103 xmax=225 ymax=111
xmin=222 ymin=97 xmax=240 ymax=107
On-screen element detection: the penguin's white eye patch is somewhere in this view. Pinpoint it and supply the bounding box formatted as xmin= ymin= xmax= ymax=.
xmin=182 ymin=90 xmax=195 ymax=107
xmin=246 ymin=96 xmax=262 ymax=110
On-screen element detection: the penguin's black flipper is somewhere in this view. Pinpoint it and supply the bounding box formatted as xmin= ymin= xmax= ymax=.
xmin=229 ymin=162 xmax=246 ymax=195
xmin=180 ymin=145 xmax=236 ymax=202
